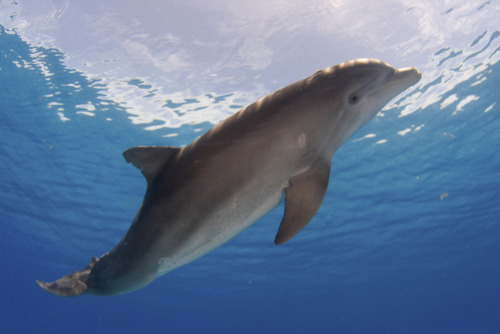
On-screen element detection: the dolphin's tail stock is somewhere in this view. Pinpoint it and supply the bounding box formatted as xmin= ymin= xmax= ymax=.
xmin=36 ymin=256 xmax=98 ymax=297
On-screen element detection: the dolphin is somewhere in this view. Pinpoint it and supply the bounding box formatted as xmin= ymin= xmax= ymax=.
xmin=36 ymin=59 xmax=421 ymax=296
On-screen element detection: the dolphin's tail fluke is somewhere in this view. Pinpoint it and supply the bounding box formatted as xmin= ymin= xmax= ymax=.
xmin=36 ymin=256 xmax=98 ymax=297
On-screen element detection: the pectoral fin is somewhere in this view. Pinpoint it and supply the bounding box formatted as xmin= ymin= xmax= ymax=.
xmin=275 ymin=159 xmax=331 ymax=244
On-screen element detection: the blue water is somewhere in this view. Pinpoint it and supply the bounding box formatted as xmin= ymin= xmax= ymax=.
xmin=1 ymin=12 xmax=500 ymax=334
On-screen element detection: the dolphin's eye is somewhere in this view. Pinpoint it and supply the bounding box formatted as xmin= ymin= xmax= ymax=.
xmin=349 ymin=94 xmax=360 ymax=104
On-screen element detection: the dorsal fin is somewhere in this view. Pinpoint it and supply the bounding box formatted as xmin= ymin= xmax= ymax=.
xmin=123 ymin=146 xmax=180 ymax=185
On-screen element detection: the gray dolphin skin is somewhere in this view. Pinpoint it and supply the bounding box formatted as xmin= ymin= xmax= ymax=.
xmin=36 ymin=59 xmax=421 ymax=296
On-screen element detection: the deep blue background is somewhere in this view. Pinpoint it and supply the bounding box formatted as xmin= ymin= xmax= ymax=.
xmin=1 ymin=24 xmax=500 ymax=333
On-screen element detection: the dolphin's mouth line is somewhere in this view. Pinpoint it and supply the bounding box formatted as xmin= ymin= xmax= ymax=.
xmin=368 ymin=68 xmax=421 ymax=99
xmin=394 ymin=68 xmax=422 ymax=86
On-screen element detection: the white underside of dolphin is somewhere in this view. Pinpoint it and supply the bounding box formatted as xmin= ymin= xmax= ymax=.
xmin=37 ymin=58 xmax=421 ymax=296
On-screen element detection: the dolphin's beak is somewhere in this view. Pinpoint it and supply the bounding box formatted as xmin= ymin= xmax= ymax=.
xmin=395 ymin=67 xmax=422 ymax=87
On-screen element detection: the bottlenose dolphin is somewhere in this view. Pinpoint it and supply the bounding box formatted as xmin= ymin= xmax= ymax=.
xmin=37 ymin=59 xmax=421 ymax=296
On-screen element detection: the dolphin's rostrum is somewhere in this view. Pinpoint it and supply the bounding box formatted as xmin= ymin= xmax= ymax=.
xmin=37 ymin=59 xmax=421 ymax=296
